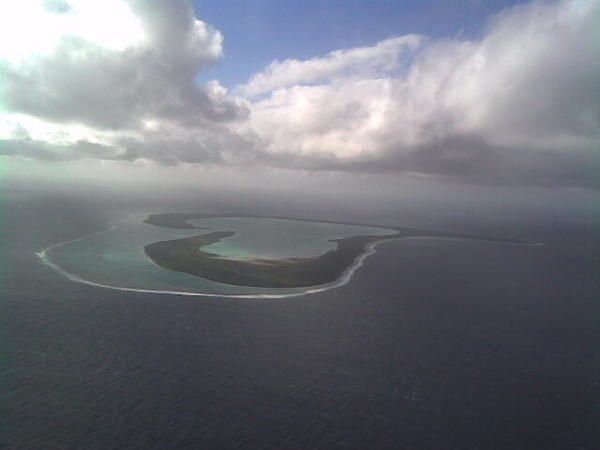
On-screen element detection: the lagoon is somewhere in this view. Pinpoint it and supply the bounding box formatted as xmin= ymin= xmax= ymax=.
xmin=40 ymin=215 xmax=398 ymax=297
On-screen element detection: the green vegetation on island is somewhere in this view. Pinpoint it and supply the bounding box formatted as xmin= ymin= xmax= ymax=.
xmin=143 ymin=213 xmax=532 ymax=289
xmin=145 ymin=230 xmax=403 ymax=288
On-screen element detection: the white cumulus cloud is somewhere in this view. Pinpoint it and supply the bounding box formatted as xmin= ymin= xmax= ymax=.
xmin=0 ymin=0 xmax=251 ymax=164
xmin=240 ymin=35 xmax=423 ymax=98
xmin=242 ymin=0 xmax=600 ymax=186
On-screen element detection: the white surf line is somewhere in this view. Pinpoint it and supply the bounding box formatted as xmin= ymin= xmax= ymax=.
xmin=37 ymin=222 xmax=119 ymax=257
xmin=35 ymin=221 xmax=542 ymax=300
xmin=35 ymin=226 xmax=392 ymax=299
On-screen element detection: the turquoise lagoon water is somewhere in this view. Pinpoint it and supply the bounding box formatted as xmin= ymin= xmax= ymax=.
xmin=42 ymin=216 xmax=396 ymax=297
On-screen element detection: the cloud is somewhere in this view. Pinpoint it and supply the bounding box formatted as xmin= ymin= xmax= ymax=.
xmin=243 ymin=0 xmax=600 ymax=186
xmin=0 ymin=137 xmax=116 ymax=161
xmin=0 ymin=0 xmax=247 ymax=130
xmin=0 ymin=0 xmax=598 ymax=188
xmin=240 ymin=35 xmax=423 ymax=98
xmin=0 ymin=0 xmax=253 ymax=164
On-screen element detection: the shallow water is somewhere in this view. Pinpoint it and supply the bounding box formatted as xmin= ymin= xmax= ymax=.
xmin=190 ymin=217 xmax=396 ymax=260
xmin=43 ymin=215 xmax=396 ymax=296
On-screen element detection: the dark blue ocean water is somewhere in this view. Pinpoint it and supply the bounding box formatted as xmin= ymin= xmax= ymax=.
xmin=2 ymin=194 xmax=599 ymax=449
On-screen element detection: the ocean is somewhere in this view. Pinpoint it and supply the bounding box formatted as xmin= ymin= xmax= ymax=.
xmin=2 ymin=192 xmax=599 ymax=449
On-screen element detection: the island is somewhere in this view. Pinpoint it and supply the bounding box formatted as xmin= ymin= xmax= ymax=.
xmin=144 ymin=213 xmax=531 ymax=289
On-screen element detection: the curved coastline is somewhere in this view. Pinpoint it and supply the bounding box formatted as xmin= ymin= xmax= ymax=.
xmin=36 ymin=213 xmax=542 ymax=299
xmin=144 ymin=231 xmax=404 ymax=288
xmin=36 ymin=223 xmax=395 ymax=299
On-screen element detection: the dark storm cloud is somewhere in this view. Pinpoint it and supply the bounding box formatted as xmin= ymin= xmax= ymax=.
xmin=356 ymin=135 xmax=600 ymax=189
xmin=245 ymin=133 xmax=600 ymax=189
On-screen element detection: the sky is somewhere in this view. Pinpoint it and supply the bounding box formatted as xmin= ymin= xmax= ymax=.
xmin=191 ymin=0 xmax=527 ymax=87
xmin=0 ymin=0 xmax=598 ymax=200
xmin=193 ymin=0 xmax=518 ymax=87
